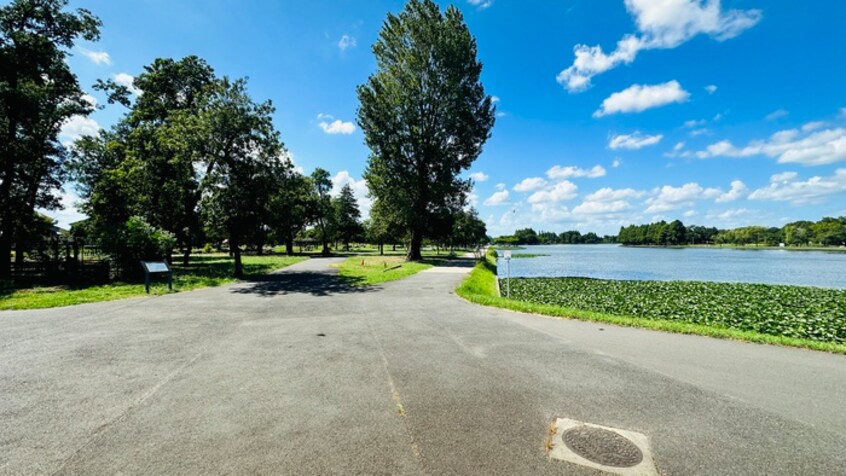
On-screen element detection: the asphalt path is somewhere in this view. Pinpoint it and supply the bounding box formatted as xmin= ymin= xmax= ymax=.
xmin=1 ymin=257 xmax=844 ymax=474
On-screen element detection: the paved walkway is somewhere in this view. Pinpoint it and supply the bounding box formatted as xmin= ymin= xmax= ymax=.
xmin=1 ymin=257 xmax=844 ymax=474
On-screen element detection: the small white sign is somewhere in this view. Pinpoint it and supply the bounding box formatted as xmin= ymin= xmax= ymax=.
xmin=503 ymin=250 xmax=512 ymax=259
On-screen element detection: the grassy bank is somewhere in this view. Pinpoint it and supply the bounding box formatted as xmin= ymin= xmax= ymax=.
xmin=0 ymin=254 xmax=307 ymax=311
xmin=337 ymin=255 xmax=441 ymax=286
xmin=456 ymin=249 xmax=846 ymax=354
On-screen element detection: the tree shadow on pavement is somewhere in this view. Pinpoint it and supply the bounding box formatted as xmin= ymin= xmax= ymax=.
xmin=229 ymin=271 xmax=378 ymax=298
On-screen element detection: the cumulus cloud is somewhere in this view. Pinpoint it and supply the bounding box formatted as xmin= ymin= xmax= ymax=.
xmin=546 ymin=164 xmax=606 ymax=179
xmin=608 ymin=132 xmax=663 ymax=150
xmin=59 ymin=116 xmax=100 ymax=146
xmin=78 ymin=47 xmax=111 ymax=65
xmin=469 ymin=171 xmax=489 ymax=182
xmin=484 ymin=189 xmax=510 ymax=206
xmin=528 ymin=180 xmax=578 ymax=204
xmin=572 ymin=187 xmax=644 ymax=216
xmin=338 ymin=35 xmax=357 ymax=51
xmin=557 ymin=0 xmax=761 ymax=92
xmin=513 ymin=177 xmax=546 ymax=192
xmin=715 ymin=180 xmax=747 ymax=203
xmin=705 ymin=84 xmax=718 ymax=94
xmin=594 ymin=81 xmax=689 ymax=117
xmin=114 ymin=73 xmax=141 ymax=95
xmin=748 ymin=169 xmax=846 ymax=204
xmin=317 ymin=113 xmax=356 ymax=134
xmin=645 ymin=182 xmax=721 ymax=213
xmin=692 ymin=126 xmax=846 ymax=166
xmin=612 ymin=159 xmax=622 ymax=168
xmin=331 ymin=170 xmax=372 ymax=215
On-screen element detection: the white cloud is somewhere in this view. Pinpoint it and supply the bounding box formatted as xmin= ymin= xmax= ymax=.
xmin=594 ymin=81 xmax=689 ymax=117
xmin=331 ymin=170 xmax=372 ymax=216
xmin=557 ymin=0 xmax=761 ymax=92
xmin=338 ymin=35 xmax=357 ymax=51
xmin=59 ymin=116 xmax=100 ymax=146
xmin=715 ymin=180 xmax=747 ymax=203
xmin=484 ymin=189 xmax=510 ymax=206
xmin=705 ymin=84 xmax=718 ymax=94
xmin=318 ymin=113 xmax=356 ymax=134
xmin=690 ymin=128 xmax=711 ymax=137
xmin=693 ymin=126 xmax=846 ymax=166
xmin=491 ymin=96 xmax=500 ymax=103
xmin=645 ymin=182 xmax=721 ymax=213
xmin=585 ymin=187 xmax=644 ymax=202
xmin=81 ymin=93 xmax=97 ymax=108
xmin=802 ymin=121 xmax=826 ymax=132
xmin=683 ymin=119 xmax=705 ymax=128
xmin=748 ymin=169 xmax=846 ymax=204
xmin=673 ymin=141 xmax=685 ymax=152
xmin=612 ymin=159 xmax=622 ymax=168
xmin=608 ymin=132 xmax=663 ymax=150
xmin=78 ymin=47 xmax=111 ymax=66
xmin=495 ymin=183 xmax=506 ymax=191
xmin=513 ymin=177 xmax=547 ymax=192
xmin=528 ymin=180 xmax=578 ymax=204
xmin=839 ymin=107 xmax=846 ymax=118
xmin=706 ymin=208 xmax=752 ymax=220
xmin=683 ymin=209 xmax=697 ymax=217
xmin=572 ymin=200 xmax=632 ymax=215
xmin=469 ymin=171 xmax=489 ymax=182
xmin=114 ymin=73 xmax=141 ymax=95
xmin=467 ymin=0 xmax=493 ymax=9
xmin=38 ymin=188 xmax=87 ymax=229
xmin=765 ymin=109 xmax=789 ymax=121
xmin=546 ymin=164 xmax=606 ymax=179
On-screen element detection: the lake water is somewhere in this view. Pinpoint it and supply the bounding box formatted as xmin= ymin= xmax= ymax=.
xmin=496 ymin=244 xmax=846 ymax=289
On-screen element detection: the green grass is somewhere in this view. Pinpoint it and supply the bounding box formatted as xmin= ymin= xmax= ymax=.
xmin=337 ymin=255 xmax=440 ymax=286
xmin=455 ymin=249 xmax=846 ymax=354
xmin=0 ymin=254 xmax=307 ymax=311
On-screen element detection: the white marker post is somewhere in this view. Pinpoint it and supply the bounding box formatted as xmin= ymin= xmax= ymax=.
xmin=503 ymin=250 xmax=512 ymax=299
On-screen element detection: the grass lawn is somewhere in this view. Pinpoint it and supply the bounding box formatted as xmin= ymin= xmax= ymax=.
xmin=456 ymin=249 xmax=846 ymax=354
xmin=337 ymin=255 xmax=445 ymax=286
xmin=0 ymin=254 xmax=307 ymax=311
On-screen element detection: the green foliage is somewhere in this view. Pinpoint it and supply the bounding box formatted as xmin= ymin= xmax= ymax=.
xmin=0 ymin=0 xmax=101 ymax=277
xmin=510 ymin=278 xmax=846 ymax=344
xmin=334 ymin=183 xmax=362 ymax=250
xmin=357 ymin=0 xmax=495 ymax=261
xmin=494 ymin=229 xmax=612 ymax=245
xmin=202 ymin=243 xmax=214 ymax=253
xmin=618 ymin=217 xmax=846 ymax=247
xmin=309 ymin=167 xmax=335 ymax=255
xmin=97 ymin=216 xmax=175 ymax=278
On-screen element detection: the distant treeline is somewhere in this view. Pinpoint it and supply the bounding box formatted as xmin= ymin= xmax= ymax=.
xmin=618 ymin=217 xmax=846 ymax=247
xmin=492 ymin=228 xmax=616 ymax=245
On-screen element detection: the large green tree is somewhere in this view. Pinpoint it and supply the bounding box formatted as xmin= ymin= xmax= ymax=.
xmin=357 ymin=0 xmax=495 ymax=261
xmin=0 ymin=0 xmax=101 ymax=277
xmin=333 ymin=183 xmax=362 ymax=251
xmin=309 ymin=168 xmax=334 ymax=256
xmin=197 ymin=78 xmax=285 ymax=278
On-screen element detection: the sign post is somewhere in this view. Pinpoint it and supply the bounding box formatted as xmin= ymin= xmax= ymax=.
xmin=503 ymin=250 xmax=511 ymax=299
xmin=141 ymin=261 xmax=173 ymax=293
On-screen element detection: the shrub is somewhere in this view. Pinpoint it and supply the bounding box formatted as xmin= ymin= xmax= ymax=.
xmin=98 ymin=216 xmax=175 ymax=279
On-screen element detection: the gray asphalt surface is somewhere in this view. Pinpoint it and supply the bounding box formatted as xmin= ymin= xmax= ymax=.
xmin=1 ymin=257 xmax=845 ymax=475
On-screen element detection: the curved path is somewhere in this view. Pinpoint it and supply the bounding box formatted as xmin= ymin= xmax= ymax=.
xmin=1 ymin=257 xmax=845 ymax=474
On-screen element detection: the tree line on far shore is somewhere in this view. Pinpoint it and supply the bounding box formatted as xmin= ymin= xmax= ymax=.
xmin=618 ymin=217 xmax=846 ymax=247
xmin=493 ymin=228 xmax=616 ymax=245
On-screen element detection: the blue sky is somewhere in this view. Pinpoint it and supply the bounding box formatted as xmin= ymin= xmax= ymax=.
xmin=49 ymin=0 xmax=846 ymax=235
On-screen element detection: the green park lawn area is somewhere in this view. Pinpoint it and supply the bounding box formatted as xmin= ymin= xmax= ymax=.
xmin=457 ymin=249 xmax=846 ymax=354
xmin=337 ymin=255 xmax=444 ymax=286
xmin=0 ymin=254 xmax=307 ymax=311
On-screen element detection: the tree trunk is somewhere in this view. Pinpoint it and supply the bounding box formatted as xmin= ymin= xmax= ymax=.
xmin=232 ymin=237 xmax=243 ymax=279
xmin=182 ymin=245 xmax=191 ymax=267
xmin=407 ymin=227 xmax=423 ymax=261
xmin=379 ymin=241 xmax=384 ymax=256
xmin=285 ymin=232 xmax=295 ymax=256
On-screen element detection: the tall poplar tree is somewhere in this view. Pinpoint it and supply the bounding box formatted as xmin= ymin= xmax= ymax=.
xmin=357 ymin=0 xmax=495 ymax=261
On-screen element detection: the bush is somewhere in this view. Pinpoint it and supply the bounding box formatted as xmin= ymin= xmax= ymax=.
xmin=98 ymin=216 xmax=175 ymax=279
xmin=202 ymin=243 xmax=214 ymax=254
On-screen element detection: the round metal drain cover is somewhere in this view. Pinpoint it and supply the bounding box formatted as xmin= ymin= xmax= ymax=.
xmin=562 ymin=425 xmax=643 ymax=468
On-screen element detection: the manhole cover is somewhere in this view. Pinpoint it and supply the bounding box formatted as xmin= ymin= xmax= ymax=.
xmin=562 ymin=425 xmax=643 ymax=468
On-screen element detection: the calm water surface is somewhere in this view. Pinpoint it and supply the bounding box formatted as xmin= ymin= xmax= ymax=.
xmin=496 ymin=244 xmax=846 ymax=289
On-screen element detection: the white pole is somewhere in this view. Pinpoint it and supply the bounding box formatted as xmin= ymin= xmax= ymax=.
xmin=506 ymin=257 xmax=511 ymax=298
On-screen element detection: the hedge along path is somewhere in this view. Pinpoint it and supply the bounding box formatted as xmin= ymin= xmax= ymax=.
xmin=456 ymin=249 xmax=846 ymax=354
